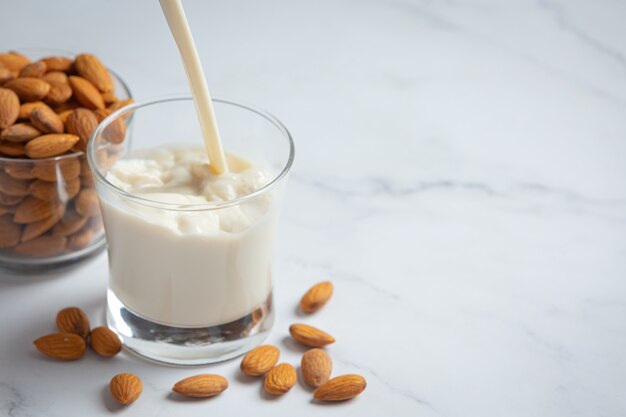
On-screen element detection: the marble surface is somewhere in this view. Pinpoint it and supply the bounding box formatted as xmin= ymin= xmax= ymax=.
xmin=1 ymin=0 xmax=626 ymax=415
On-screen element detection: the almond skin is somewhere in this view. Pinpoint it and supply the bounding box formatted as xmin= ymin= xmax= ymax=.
xmin=0 ymin=171 xmax=30 ymax=196
xmin=240 ymin=345 xmax=280 ymax=376
xmin=74 ymin=188 xmax=99 ymax=217
xmin=1 ymin=123 xmax=41 ymax=143
xmin=301 ymin=348 xmax=333 ymax=387
xmin=31 ymin=157 xmax=81 ymax=181
xmin=0 ymin=192 xmax=24 ymax=205
xmin=20 ymin=204 xmax=65 ymax=242
xmin=289 ymin=324 xmax=336 ymax=347
xmin=300 ymin=281 xmax=334 ymax=313
xmin=90 ymin=326 xmax=122 ymax=357
xmin=55 ymin=306 xmax=90 ymax=338
xmin=0 ymin=87 xmax=20 ymax=129
xmin=52 ymin=207 xmax=88 ymax=236
xmin=0 ymin=53 xmax=30 ymax=71
xmin=0 ymin=214 xmax=21 ymax=248
xmin=45 ymin=81 xmax=73 ymax=107
xmin=14 ymin=234 xmax=66 ymax=257
xmin=42 ymin=71 xmax=68 ymax=85
xmin=33 ymin=333 xmax=86 ymax=361
xmin=18 ymin=101 xmax=48 ymax=120
xmin=67 ymin=226 xmax=94 ymax=250
xmin=66 ymin=108 xmax=98 ymax=151
xmin=0 ymin=142 xmax=25 ymax=157
xmin=30 ymin=105 xmax=64 ymax=134
xmin=29 ymin=177 xmax=80 ymax=202
xmin=14 ymin=196 xmax=60 ymax=224
xmin=172 ymin=374 xmax=229 ymax=398
xmin=68 ymin=76 xmax=104 ymax=110
xmin=4 ymin=164 xmax=35 ymax=180
xmin=0 ymin=67 xmax=15 ymax=85
xmin=25 ymin=134 xmax=79 ymax=158
xmin=74 ymin=54 xmax=114 ymax=93
xmin=110 ymin=373 xmax=142 ymax=405
xmin=313 ymin=374 xmax=367 ymax=401
xmin=19 ymin=61 xmax=47 ymax=78
xmin=264 ymin=363 xmax=297 ymax=395
xmin=5 ymin=77 xmax=50 ymax=102
xmin=41 ymin=56 xmax=73 ymax=72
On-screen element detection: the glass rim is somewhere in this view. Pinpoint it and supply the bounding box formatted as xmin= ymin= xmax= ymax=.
xmin=87 ymin=95 xmax=295 ymax=211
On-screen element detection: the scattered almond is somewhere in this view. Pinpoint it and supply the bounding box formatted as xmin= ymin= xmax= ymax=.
xmin=301 ymin=348 xmax=333 ymax=387
xmin=264 ymin=363 xmax=297 ymax=395
xmin=33 ymin=333 xmax=86 ymax=361
xmin=240 ymin=345 xmax=280 ymax=376
xmin=172 ymin=374 xmax=229 ymax=398
xmin=110 ymin=373 xmax=142 ymax=405
xmin=90 ymin=326 xmax=122 ymax=357
xmin=313 ymin=374 xmax=367 ymax=401
xmin=55 ymin=306 xmax=90 ymax=338
xmin=300 ymin=281 xmax=334 ymax=313
xmin=289 ymin=324 xmax=336 ymax=347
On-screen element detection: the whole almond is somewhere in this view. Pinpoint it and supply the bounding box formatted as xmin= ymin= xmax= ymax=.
xmin=172 ymin=374 xmax=229 ymax=398
xmin=0 ymin=214 xmax=21 ymax=247
xmin=30 ymin=106 xmax=64 ymax=134
xmin=52 ymin=207 xmax=88 ymax=236
xmin=41 ymin=56 xmax=73 ymax=72
xmin=56 ymin=306 xmax=90 ymax=338
xmin=74 ymin=188 xmax=99 ymax=217
xmin=33 ymin=333 xmax=86 ymax=361
xmin=5 ymin=77 xmax=50 ymax=102
xmin=5 ymin=163 xmax=35 ymax=180
xmin=21 ymin=204 xmax=65 ymax=242
xmin=66 ymin=108 xmax=98 ymax=150
xmin=110 ymin=373 xmax=142 ymax=405
xmin=67 ymin=226 xmax=94 ymax=250
xmin=0 ymin=87 xmax=19 ymax=129
xmin=74 ymin=54 xmax=114 ymax=93
xmin=301 ymin=348 xmax=333 ymax=387
xmin=0 ymin=67 xmax=15 ymax=85
xmin=31 ymin=157 xmax=80 ymax=181
xmin=300 ymin=281 xmax=334 ymax=313
xmin=289 ymin=324 xmax=336 ymax=347
xmin=68 ymin=76 xmax=104 ymax=110
xmin=43 ymin=71 xmax=68 ymax=85
xmin=108 ymin=98 xmax=134 ymax=113
xmin=264 ymin=363 xmax=297 ymax=395
xmin=0 ymin=53 xmax=30 ymax=72
xmin=1 ymin=123 xmax=41 ymax=143
xmin=14 ymin=234 xmax=66 ymax=257
xmin=19 ymin=61 xmax=47 ymax=78
xmin=25 ymin=134 xmax=79 ymax=158
xmin=0 ymin=191 xmax=24 ymax=205
xmin=0 ymin=142 xmax=26 ymax=156
xmin=14 ymin=196 xmax=60 ymax=224
xmin=0 ymin=171 xmax=30 ymax=196
xmin=102 ymin=117 xmax=126 ymax=144
xmin=90 ymin=326 xmax=122 ymax=357
xmin=101 ymin=91 xmax=118 ymax=105
xmin=313 ymin=374 xmax=367 ymax=401
xmin=240 ymin=345 xmax=280 ymax=376
xmin=30 ymin=177 xmax=80 ymax=202
xmin=18 ymin=101 xmax=48 ymax=119
xmin=45 ymin=81 xmax=72 ymax=107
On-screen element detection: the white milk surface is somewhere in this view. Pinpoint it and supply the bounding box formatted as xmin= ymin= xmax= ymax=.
xmin=101 ymin=146 xmax=278 ymax=327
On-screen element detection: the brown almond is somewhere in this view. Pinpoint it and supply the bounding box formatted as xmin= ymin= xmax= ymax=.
xmin=56 ymin=307 xmax=90 ymax=338
xmin=18 ymin=101 xmax=48 ymax=119
xmin=21 ymin=204 xmax=65 ymax=242
xmin=41 ymin=56 xmax=73 ymax=72
xmin=66 ymin=108 xmax=98 ymax=150
xmin=67 ymin=226 xmax=94 ymax=250
xmin=264 ymin=363 xmax=297 ymax=395
xmin=14 ymin=196 xmax=60 ymax=224
xmin=42 ymin=71 xmax=68 ymax=85
xmin=33 ymin=333 xmax=86 ymax=361
xmin=5 ymin=163 xmax=35 ymax=179
xmin=25 ymin=134 xmax=79 ymax=158
xmin=68 ymin=76 xmax=104 ymax=110
xmin=58 ymin=110 xmax=73 ymax=124
xmin=0 ymin=214 xmax=21 ymax=247
xmin=108 ymin=98 xmax=134 ymax=113
xmin=5 ymin=77 xmax=50 ymax=102
xmin=44 ymin=81 xmax=72 ymax=107
xmin=172 ymin=374 xmax=229 ymax=398
xmin=1 ymin=123 xmax=41 ymax=143
xmin=313 ymin=374 xmax=367 ymax=401
xmin=74 ymin=188 xmax=99 ymax=217
xmin=102 ymin=117 xmax=126 ymax=144
xmin=53 ymin=99 xmax=80 ymax=114
xmin=30 ymin=177 xmax=80 ymax=202
xmin=0 ymin=192 xmax=24 ymax=205
xmin=19 ymin=61 xmax=47 ymax=78
xmin=31 ymin=157 xmax=81 ymax=181
xmin=94 ymin=108 xmax=112 ymax=122
xmin=14 ymin=234 xmax=66 ymax=257
xmin=300 ymin=281 xmax=334 ymax=313
xmin=301 ymin=348 xmax=333 ymax=387
xmin=0 ymin=53 xmax=30 ymax=72
xmin=110 ymin=373 xmax=142 ymax=405
xmin=52 ymin=207 xmax=88 ymax=236
xmin=0 ymin=87 xmax=20 ymax=129
xmin=80 ymin=172 xmax=95 ymax=187
xmin=289 ymin=324 xmax=335 ymax=347
xmin=240 ymin=345 xmax=280 ymax=376
xmin=101 ymin=91 xmax=118 ymax=105
xmin=90 ymin=326 xmax=122 ymax=357
xmin=0 ymin=171 xmax=30 ymax=196
xmin=0 ymin=142 xmax=26 ymax=157
xmin=0 ymin=67 xmax=15 ymax=85
xmin=74 ymin=54 xmax=114 ymax=93
xmin=30 ymin=106 xmax=64 ymax=134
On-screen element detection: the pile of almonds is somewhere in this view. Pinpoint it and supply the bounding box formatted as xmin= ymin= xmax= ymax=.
xmin=0 ymin=51 xmax=132 ymax=259
xmin=34 ymin=282 xmax=367 ymax=406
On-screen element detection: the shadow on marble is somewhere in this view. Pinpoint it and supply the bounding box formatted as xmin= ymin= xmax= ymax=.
xmin=166 ymin=391 xmax=221 ymax=402
xmin=280 ymin=335 xmax=309 ymax=354
xmin=296 ymin=366 xmax=315 ymax=393
xmin=101 ymin=384 xmax=127 ymax=412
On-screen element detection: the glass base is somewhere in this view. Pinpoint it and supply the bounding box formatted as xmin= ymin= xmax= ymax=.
xmin=106 ymin=289 xmax=274 ymax=366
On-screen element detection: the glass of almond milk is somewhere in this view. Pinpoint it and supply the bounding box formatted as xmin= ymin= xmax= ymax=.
xmin=87 ymin=96 xmax=294 ymax=365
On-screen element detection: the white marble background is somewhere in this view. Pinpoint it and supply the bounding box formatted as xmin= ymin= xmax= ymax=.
xmin=1 ymin=0 xmax=625 ymax=416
